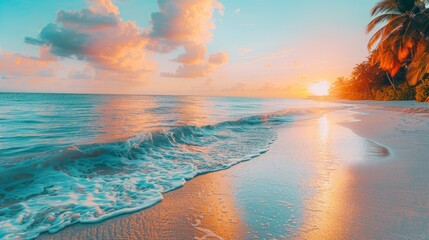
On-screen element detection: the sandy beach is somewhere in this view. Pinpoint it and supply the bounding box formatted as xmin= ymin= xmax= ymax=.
xmin=37 ymin=102 xmax=429 ymax=240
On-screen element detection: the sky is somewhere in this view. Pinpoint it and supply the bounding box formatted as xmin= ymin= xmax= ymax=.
xmin=0 ymin=0 xmax=377 ymax=97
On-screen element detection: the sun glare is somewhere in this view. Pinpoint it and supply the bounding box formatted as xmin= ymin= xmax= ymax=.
xmin=308 ymin=81 xmax=331 ymax=96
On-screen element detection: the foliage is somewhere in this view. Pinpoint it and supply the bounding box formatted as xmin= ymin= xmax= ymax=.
xmin=374 ymin=82 xmax=416 ymax=101
xmin=330 ymin=61 xmax=391 ymax=100
xmin=415 ymin=79 xmax=429 ymax=102
xmin=406 ymin=42 xmax=429 ymax=85
xmin=367 ymin=0 xmax=429 ymax=86
xmin=330 ymin=0 xmax=429 ymax=102
xmin=329 ymin=59 xmax=419 ymax=101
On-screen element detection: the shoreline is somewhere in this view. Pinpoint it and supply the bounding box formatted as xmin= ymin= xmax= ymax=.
xmin=40 ymin=164 xmax=246 ymax=239
xmin=39 ymin=102 xmax=429 ymax=239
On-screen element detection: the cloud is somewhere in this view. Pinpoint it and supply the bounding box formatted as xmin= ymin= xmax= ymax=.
xmin=31 ymin=23 xmax=89 ymax=58
xmin=162 ymin=51 xmax=228 ymax=78
xmin=235 ymin=8 xmax=241 ymax=14
xmin=149 ymin=0 xmax=223 ymax=44
xmin=6 ymin=0 xmax=227 ymax=84
xmin=68 ymin=67 xmax=94 ymax=80
xmin=172 ymin=44 xmax=206 ymax=65
xmin=89 ymin=0 xmax=120 ymax=15
xmin=26 ymin=0 xmax=154 ymax=81
xmin=39 ymin=45 xmax=58 ymax=61
xmin=0 ymin=51 xmax=58 ymax=78
xmin=149 ymin=0 xmax=228 ymax=78
xmin=56 ymin=8 xmax=119 ymax=29
xmin=208 ymin=51 xmax=228 ymax=65
xmin=161 ymin=64 xmax=212 ymax=78
xmin=24 ymin=37 xmax=46 ymax=46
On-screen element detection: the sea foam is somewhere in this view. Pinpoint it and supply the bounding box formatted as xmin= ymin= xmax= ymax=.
xmin=0 ymin=110 xmax=305 ymax=239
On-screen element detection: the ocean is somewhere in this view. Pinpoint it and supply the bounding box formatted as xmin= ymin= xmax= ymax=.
xmin=0 ymin=93 xmax=343 ymax=239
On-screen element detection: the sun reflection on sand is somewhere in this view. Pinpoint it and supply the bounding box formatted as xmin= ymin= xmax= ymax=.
xmin=187 ymin=173 xmax=244 ymax=240
xmin=318 ymin=115 xmax=329 ymax=142
xmin=298 ymin=113 xmax=367 ymax=239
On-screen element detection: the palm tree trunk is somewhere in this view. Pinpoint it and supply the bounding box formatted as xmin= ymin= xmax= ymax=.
xmin=386 ymin=72 xmax=397 ymax=92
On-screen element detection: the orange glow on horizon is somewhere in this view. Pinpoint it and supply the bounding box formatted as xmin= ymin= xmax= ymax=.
xmin=308 ymin=81 xmax=331 ymax=96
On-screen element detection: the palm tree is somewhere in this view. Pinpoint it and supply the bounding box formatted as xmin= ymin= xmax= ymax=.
xmin=367 ymin=0 xmax=429 ymax=86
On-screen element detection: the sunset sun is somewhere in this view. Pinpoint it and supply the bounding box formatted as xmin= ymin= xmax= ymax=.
xmin=308 ymin=81 xmax=331 ymax=96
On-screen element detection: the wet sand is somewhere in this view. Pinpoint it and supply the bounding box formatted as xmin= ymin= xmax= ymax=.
xmin=40 ymin=103 xmax=429 ymax=239
xmin=39 ymin=162 xmax=245 ymax=240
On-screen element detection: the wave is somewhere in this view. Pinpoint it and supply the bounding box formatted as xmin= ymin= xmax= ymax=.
xmin=0 ymin=107 xmax=328 ymax=239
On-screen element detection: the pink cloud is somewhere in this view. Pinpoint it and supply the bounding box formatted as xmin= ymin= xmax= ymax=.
xmin=5 ymin=0 xmax=227 ymax=84
xmin=149 ymin=0 xmax=228 ymax=78
xmin=26 ymin=0 xmax=154 ymax=81
xmin=89 ymin=0 xmax=120 ymax=15
xmin=208 ymin=51 xmax=229 ymax=65
xmin=84 ymin=20 xmax=154 ymax=76
xmin=172 ymin=44 xmax=206 ymax=65
xmin=39 ymin=46 xmax=58 ymax=61
xmin=161 ymin=64 xmax=217 ymax=78
xmin=149 ymin=0 xmax=223 ymax=46
xmin=0 ymin=51 xmax=58 ymax=78
xmin=161 ymin=51 xmax=229 ymax=78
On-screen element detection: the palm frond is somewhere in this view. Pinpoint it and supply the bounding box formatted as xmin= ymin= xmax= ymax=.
xmin=368 ymin=15 xmax=407 ymax=50
xmin=371 ymin=0 xmax=400 ymax=16
xmin=366 ymin=13 xmax=400 ymax=33
xmin=407 ymin=41 xmax=429 ymax=85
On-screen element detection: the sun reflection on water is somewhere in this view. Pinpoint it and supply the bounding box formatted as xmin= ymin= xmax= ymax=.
xmin=318 ymin=115 xmax=329 ymax=142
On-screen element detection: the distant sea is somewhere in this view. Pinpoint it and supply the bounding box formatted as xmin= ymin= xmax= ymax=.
xmin=0 ymin=93 xmax=341 ymax=239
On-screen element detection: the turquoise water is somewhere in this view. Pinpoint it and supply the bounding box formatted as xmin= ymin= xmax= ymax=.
xmin=0 ymin=93 xmax=330 ymax=239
